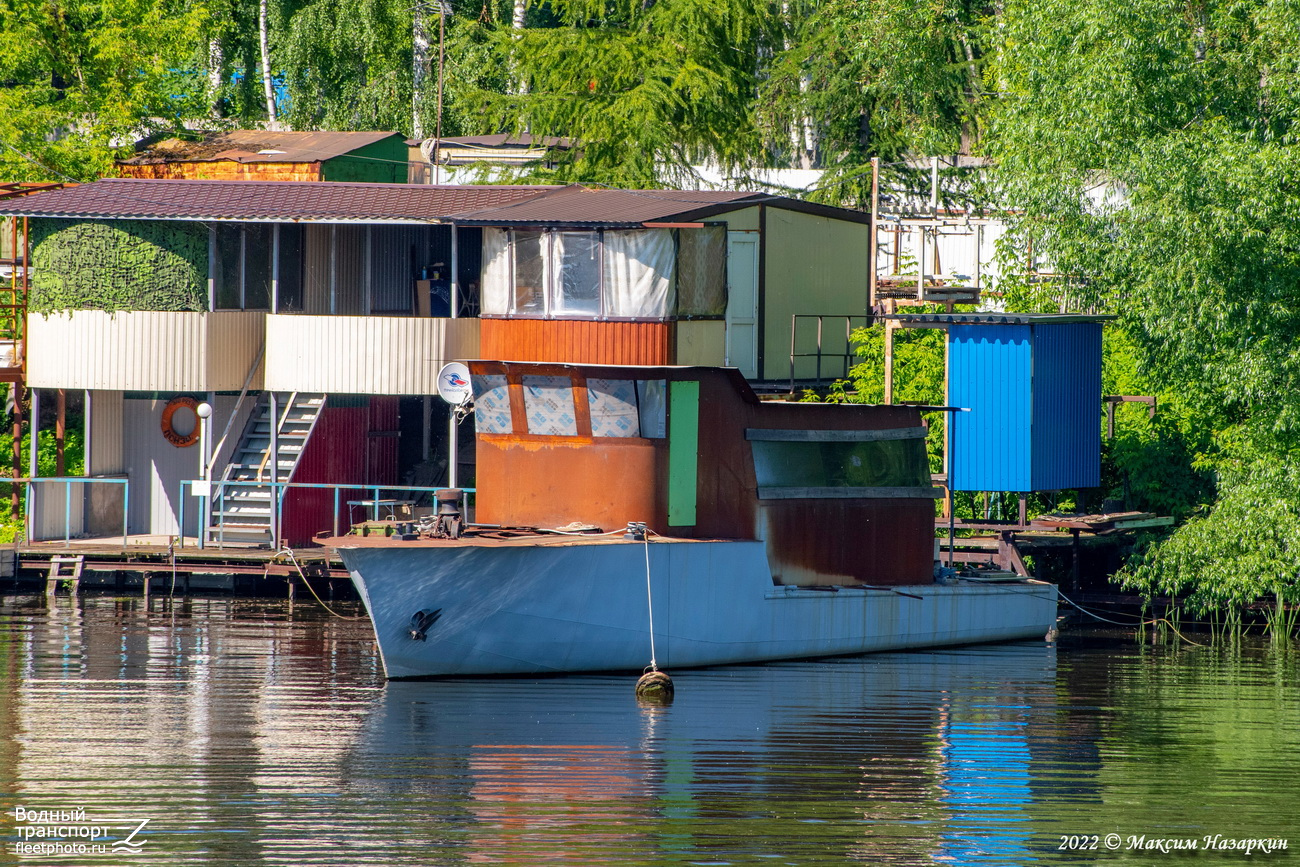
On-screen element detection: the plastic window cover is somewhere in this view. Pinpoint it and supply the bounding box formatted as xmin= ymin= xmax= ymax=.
xmin=751 ymin=440 xmax=930 ymax=488
xmin=512 ymin=230 xmax=547 ymax=315
xmin=480 ymin=228 xmax=511 ymax=314
xmin=604 ymin=229 xmax=674 ymax=318
xmin=471 ymin=374 xmax=513 ymax=434
xmin=550 ymin=231 xmax=601 ymax=315
xmin=479 ymin=228 xmax=675 ymax=319
xmin=636 ymin=380 xmax=667 ymax=438
xmin=522 ymin=375 xmax=578 ymax=435
xmin=587 ymin=378 xmax=640 ymax=437
xmin=675 ymin=227 xmax=727 ymax=317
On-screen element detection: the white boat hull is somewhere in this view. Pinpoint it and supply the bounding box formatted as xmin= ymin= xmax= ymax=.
xmin=338 ymin=539 xmax=1059 ymax=678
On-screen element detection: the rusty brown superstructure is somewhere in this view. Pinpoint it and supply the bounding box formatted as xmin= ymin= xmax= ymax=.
xmin=470 ymin=361 xmax=940 ymax=587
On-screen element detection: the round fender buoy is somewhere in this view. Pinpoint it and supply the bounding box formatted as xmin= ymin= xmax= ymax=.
xmin=160 ymin=396 xmax=200 ymax=448
xmin=635 ymin=669 xmax=674 ymax=703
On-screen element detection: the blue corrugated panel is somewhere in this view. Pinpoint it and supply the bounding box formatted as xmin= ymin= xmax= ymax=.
xmin=950 ymin=324 xmax=1033 ymax=491
xmin=1030 ymin=323 xmax=1102 ymax=489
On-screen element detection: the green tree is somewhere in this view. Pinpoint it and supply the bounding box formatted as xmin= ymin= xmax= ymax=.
xmin=460 ymin=0 xmax=782 ymax=186
xmin=0 ymin=0 xmax=210 ymax=181
xmin=985 ymin=0 xmax=1300 ymax=622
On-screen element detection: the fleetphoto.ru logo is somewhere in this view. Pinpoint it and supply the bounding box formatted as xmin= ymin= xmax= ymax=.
xmin=8 ymin=806 xmax=151 ymax=858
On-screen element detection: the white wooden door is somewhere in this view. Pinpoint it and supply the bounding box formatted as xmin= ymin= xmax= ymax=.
xmin=725 ymin=232 xmax=759 ymax=379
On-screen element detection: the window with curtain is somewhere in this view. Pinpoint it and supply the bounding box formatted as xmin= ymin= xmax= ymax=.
xmin=479 ymin=227 xmax=677 ymax=320
xmin=675 ymin=227 xmax=727 ymax=317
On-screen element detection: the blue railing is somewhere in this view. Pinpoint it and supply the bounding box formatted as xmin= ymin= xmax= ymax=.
xmin=17 ymin=476 xmax=129 ymax=548
xmin=179 ymin=480 xmax=474 ymax=549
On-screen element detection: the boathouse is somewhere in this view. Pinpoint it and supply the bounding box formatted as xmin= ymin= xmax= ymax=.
xmin=2 ymin=179 xmax=873 ymax=547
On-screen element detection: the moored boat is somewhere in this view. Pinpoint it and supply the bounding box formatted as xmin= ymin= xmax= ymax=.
xmin=335 ymin=361 xmax=1058 ymax=678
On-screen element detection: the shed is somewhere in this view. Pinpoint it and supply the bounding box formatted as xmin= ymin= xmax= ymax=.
xmin=118 ymin=130 xmax=409 ymax=183
xmin=892 ymin=313 xmax=1109 ymax=493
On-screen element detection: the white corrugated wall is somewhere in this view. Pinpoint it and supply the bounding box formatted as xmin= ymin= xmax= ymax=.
xmin=264 ymin=315 xmax=480 ymax=394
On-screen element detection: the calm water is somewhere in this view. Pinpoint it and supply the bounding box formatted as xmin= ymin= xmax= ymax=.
xmin=1 ymin=596 xmax=1297 ymax=866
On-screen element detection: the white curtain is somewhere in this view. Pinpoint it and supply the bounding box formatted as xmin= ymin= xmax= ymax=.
xmin=480 ymin=227 xmax=511 ymax=314
xmin=603 ymin=229 xmax=675 ymax=318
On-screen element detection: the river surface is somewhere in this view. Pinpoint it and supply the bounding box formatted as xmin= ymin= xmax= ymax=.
xmin=0 ymin=595 xmax=1296 ymax=866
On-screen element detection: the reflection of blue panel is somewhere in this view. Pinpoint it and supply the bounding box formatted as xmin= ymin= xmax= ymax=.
xmin=950 ymin=325 xmax=1033 ymax=491
xmin=938 ymin=714 xmax=1033 ymax=865
xmin=1032 ymin=324 xmax=1102 ymax=490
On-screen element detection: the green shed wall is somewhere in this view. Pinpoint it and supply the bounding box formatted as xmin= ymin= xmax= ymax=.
xmin=760 ymin=208 xmax=869 ymax=382
xmin=321 ymin=136 xmax=410 ymax=183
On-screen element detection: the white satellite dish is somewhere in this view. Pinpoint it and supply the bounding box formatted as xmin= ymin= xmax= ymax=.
xmin=437 ymin=362 xmax=472 ymax=405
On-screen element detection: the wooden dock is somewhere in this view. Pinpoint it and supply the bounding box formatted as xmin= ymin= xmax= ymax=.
xmin=5 ymin=536 xmax=355 ymax=598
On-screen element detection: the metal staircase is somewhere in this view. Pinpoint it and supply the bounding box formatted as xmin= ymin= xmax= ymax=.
xmin=207 ymin=392 xmax=326 ymax=546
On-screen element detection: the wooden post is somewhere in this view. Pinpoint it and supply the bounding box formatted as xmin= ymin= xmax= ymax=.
xmin=868 ymin=157 xmax=879 ymax=312
xmin=55 ymin=389 xmax=66 ymax=477
xmin=883 ymin=318 xmax=895 ymax=405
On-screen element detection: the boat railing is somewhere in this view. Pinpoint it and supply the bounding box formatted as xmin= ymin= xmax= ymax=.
xmin=178 ymin=480 xmax=475 ymax=549
xmin=16 ymin=476 xmax=130 ymax=548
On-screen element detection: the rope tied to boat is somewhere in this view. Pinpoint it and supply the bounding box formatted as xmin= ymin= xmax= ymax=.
xmin=634 ymin=527 xmax=675 ymax=702
xmin=643 ymin=533 xmax=657 ymax=671
xmin=277 ymin=547 xmax=368 ymax=620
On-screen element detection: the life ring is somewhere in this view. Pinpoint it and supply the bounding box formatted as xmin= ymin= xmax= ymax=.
xmin=161 ymin=396 xmax=201 ymax=448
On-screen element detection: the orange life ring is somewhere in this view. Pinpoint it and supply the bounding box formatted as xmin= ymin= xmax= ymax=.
xmin=161 ymin=396 xmax=201 ymax=448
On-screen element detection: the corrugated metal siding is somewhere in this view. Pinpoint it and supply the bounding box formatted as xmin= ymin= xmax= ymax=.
xmin=1030 ymin=323 xmax=1102 ymax=490
xmin=760 ymin=209 xmax=870 ymax=381
xmin=120 ymin=394 xmax=246 ymax=536
xmin=264 ymin=315 xmax=480 ymax=394
xmin=86 ymin=389 xmax=124 ymax=475
xmin=370 ymin=225 xmax=424 ymax=313
xmin=27 ymin=311 xmax=264 ymax=391
xmin=303 ymin=225 xmax=331 ymax=314
xmin=206 ymin=312 xmax=266 ymax=388
xmin=949 ymin=324 xmax=1033 ymax=491
xmin=479 ymin=319 xmax=672 ymax=365
xmin=334 ymin=225 xmax=365 ymax=315
xmin=281 ymin=399 xmax=397 ymax=545
xmin=674 ymin=321 xmax=725 ymax=366
xmin=30 ymin=480 xmax=85 ymax=541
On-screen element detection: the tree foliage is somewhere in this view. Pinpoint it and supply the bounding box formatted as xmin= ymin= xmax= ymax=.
xmin=459 ymin=0 xmax=781 ymax=186
xmin=0 ymin=0 xmax=209 ymax=180
xmin=987 ymin=0 xmax=1300 ymax=610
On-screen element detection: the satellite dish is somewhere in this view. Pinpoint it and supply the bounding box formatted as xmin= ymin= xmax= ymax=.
xmin=437 ymin=362 xmax=473 ymax=405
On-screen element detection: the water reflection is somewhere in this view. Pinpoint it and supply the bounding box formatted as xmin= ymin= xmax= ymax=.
xmin=2 ymin=597 xmax=1298 ymax=866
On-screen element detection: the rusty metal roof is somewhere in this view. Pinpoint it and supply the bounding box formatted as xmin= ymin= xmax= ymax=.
xmin=0 ymin=179 xmax=557 ymax=223
xmin=119 ymin=130 xmax=407 ymax=165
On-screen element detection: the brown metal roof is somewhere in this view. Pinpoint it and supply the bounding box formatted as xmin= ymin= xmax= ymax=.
xmin=119 ymin=130 xmax=407 ymax=165
xmin=0 ymin=179 xmax=871 ymax=227
xmin=454 ymin=185 xmax=765 ymax=227
xmin=454 ymin=184 xmax=871 ymax=227
xmin=0 ymin=179 xmax=557 ymax=223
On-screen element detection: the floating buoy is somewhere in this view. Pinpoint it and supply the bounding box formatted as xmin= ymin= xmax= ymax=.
xmin=635 ymin=668 xmax=674 ymax=703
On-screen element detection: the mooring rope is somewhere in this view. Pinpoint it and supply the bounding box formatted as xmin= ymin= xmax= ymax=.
xmin=643 ymin=534 xmax=658 ymax=672
xmin=277 ymin=547 xmax=368 ymax=620
xmin=1056 ymin=589 xmax=1205 ymax=646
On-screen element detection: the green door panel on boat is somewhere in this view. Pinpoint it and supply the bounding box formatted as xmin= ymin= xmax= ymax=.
xmin=668 ymin=381 xmax=700 ymax=526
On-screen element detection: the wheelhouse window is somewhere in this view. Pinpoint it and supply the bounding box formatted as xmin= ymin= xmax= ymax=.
xmin=480 ymin=227 xmax=724 ymax=320
xmin=472 ymin=371 xmax=667 ymax=439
